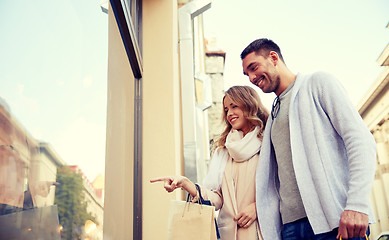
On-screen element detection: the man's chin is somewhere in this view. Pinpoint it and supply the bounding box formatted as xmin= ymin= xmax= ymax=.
xmin=259 ymin=87 xmax=271 ymax=93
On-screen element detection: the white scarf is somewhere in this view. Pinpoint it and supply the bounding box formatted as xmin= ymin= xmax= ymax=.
xmin=203 ymin=126 xmax=262 ymax=191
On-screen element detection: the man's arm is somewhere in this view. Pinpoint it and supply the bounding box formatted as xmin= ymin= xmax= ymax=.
xmin=312 ymin=72 xmax=376 ymax=238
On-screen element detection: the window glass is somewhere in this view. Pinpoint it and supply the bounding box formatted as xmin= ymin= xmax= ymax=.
xmin=0 ymin=1 xmax=108 ymax=239
xmin=126 ymin=0 xmax=142 ymax=54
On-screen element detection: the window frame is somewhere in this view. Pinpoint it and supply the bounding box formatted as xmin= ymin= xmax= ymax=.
xmin=109 ymin=0 xmax=143 ymax=239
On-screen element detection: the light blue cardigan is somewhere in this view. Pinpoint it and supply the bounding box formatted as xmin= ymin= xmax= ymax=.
xmin=256 ymin=72 xmax=376 ymax=239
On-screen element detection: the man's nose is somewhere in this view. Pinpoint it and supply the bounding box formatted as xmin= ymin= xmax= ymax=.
xmin=249 ymin=73 xmax=256 ymax=83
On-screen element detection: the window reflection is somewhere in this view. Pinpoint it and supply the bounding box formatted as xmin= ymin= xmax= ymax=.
xmin=0 ymin=0 xmax=107 ymax=239
xmin=0 ymin=106 xmax=105 ymax=239
xmin=0 ymin=144 xmax=26 ymax=214
xmin=0 ymin=106 xmax=61 ymax=239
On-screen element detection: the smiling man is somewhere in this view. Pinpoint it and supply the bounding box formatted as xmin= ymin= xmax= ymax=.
xmin=241 ymin=38 xmax=376 ymax=240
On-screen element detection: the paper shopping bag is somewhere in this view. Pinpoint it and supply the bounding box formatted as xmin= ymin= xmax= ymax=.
xmin=168 ymin=200 xmax=217 ymax=240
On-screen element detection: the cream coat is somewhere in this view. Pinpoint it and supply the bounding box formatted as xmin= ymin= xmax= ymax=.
xmin=202 ymin=154 xmax=263 ymax=240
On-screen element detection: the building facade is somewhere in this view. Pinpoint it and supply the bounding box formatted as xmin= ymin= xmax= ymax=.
xmin=205 ymin=39 xmax=226 ymax=143
xmin=69 ymin=165 xmax=104 ymax=240
xmin=104 ymin=0 xmax=214 ymax=239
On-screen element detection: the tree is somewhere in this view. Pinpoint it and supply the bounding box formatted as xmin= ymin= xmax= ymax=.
xmin=55 ymin=166 xmax=94 ymax=240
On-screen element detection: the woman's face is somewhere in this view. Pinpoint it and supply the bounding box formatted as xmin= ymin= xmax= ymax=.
xmin=223 ymin=96 xmax=251 ymax=135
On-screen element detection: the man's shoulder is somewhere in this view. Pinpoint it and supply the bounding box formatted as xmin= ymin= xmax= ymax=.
xmin=295 ymin=71 xmax=343 ymax=100
xmin=300 ymin=71 xmax=339 ymax=88
xmin=307 ymin=71 xmax=336 ymax=81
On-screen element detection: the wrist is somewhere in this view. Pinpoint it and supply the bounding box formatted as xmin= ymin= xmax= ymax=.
xmin=182 ymin=179 xmax=197 ymax=197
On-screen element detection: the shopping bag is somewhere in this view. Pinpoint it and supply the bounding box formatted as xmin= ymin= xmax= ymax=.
xmin=168 ymin=199 xmax=217 ymax=240
xmin=194 ymin=184 xmax=220 ymax=239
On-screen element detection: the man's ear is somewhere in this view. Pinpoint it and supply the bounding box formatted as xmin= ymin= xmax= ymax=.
xmin=269 ymin=51 xmax=279 ymax=66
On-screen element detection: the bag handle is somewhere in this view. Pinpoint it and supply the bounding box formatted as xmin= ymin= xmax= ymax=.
xmin=182 ymin=189 xmax=203 ymax=217
xmin=195 ymin=184 xmax=221 ymax=239
xmin=182 ymin=184 xmax=208 ymax=217
xmin=195 ymin=184 xmax=206 ymax=204
xmin=339 ymin=234 xmax=368 ymax=240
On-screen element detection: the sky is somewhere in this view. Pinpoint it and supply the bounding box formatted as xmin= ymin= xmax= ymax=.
xmin=203 ymin=0 xmax=389 ymax=109
xmin=0 ymin=0 xmax=108 ymax=181
xmin=0 ymin=0 xmax=388 ymax=181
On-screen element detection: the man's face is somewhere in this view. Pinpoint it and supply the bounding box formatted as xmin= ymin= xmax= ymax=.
xmin=242 ymin=52 xmax=280 ymax=94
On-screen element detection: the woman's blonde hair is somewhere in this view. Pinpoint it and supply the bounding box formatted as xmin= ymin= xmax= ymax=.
xmin=213 ymin=85 xmax=269 ymax=151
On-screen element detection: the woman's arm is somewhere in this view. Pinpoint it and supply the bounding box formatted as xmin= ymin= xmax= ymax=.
xmin=150 ymin=176 xmax=197 ymax=198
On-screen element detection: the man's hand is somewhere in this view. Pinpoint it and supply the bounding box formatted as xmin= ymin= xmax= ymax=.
xmin=234 ymin=202 xmax=257 ymax=228
xmin=337 ymin=210 xmax=368 ymax=239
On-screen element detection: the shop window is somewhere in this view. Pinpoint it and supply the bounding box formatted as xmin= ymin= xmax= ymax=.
xmin=0 ymin=1 xmax=108 ymax=239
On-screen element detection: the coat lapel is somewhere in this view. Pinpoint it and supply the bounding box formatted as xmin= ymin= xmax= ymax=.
xmin=223 ymin=157 xmax=238 ymax=215
xmin=238 ymin=154 xmax=259 ymax=204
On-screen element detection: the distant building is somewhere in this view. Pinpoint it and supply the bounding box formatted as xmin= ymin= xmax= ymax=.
xmin=205 ymin=37 xmax=226 ymax=144
xmin=358 ymin=23 xmax=389 ymax=239
xmin=0 ymin=97 xmax=104 ymax=239
xmin=36 ymin=143 xmax=65 ymax=207
xmin=92 ymin=173 xmax=105 ymax=200
xmin=0 ymin=99 xmax=61 ymax=212
xmin=0 ymin=98 xmax=63 ymax=239
xmin=69 ymin=165 xmax=104 ymax=240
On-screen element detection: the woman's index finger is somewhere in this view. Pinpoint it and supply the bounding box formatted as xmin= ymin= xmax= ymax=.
xmin=149 ymin=176 xmax=170 ymax=183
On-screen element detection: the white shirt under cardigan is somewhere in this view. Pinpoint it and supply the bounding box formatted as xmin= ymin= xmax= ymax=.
xmin=255 ymin=72 xmax=376 ymax=240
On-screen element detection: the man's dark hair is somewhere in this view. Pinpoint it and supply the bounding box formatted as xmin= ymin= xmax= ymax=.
xmin=240 ymin=38 xmax=285 ymax=63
